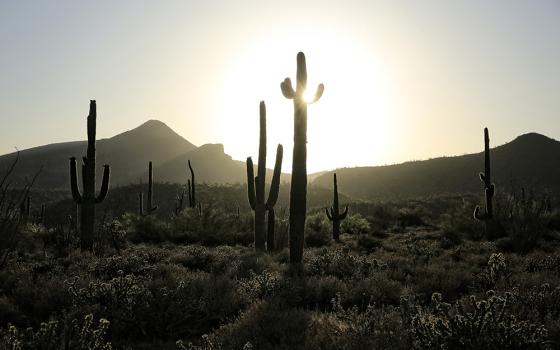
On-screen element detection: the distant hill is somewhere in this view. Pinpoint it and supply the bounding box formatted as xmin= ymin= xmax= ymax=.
xmin=0 ymin=120 xmax=285 ymax=189
xmin=313 ymin=133 xmax=560 ymax=200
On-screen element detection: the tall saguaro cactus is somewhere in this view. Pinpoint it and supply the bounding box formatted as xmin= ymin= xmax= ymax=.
xmin=247 ymin=101 xmax=283 ymax=251
xmin=325 ymin=173 xmax=348 ymax=241
xmin=474 ymin=128 xmax=495 ymax=233
xmin=139 ymin=161 xmax=158 ymax=216
xmin=281 ymin=52 xmax=324 ymax=264
xmin=69 ymin=100 xmax=111 ymax=251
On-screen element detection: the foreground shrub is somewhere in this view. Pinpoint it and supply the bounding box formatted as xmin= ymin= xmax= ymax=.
xmin=0 ymin=313 xmax=112 ymax=350
xmin=403 ymin=291 xmax=550 ymax=349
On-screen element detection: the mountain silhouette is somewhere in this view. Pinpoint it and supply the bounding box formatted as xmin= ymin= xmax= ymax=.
xmin=312 ymin=133 xmax=560 ymax=200
xmin=0 ymin=120 xmax=277 ymax=188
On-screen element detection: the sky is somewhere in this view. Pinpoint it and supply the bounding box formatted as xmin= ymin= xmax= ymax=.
xmin=0 ymin=0 xmax=559 ymax=173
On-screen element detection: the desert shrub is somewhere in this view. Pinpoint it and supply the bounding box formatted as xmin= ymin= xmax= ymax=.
xmin=127 ymin=214 xmax=171 ymax=243
xmin=180 ymin=300 xmax=310 ymax=350
xmin=440 ymin=199 xmax=483 ymax=240
xmin=305 ymin=212 xmax=331 ymax=247
xmin=236 ymin=270 xmax=282 ymax=304
xmin=403 ymin=291 xmax=550 ymax=350
xmin=356 ymin=234 xmax=383 ymax=253
xmin=340 ymin=213 xmax=370 ymax=235
xmin=306 ymin=247 xmax=385 ymax=279
xmin=0 ymin=313 xmax=112 ymax=350
xmin=397 ymin=207 xmax=426 ymax=229
xmin=306 ymin=294 xmax=407 ymax=350
xmin=95 ymin=219 xmax=127 ymax=255
xmin=526 ymin=254 xmax=560 ymax=274
xmin=493 ymin=191 xmax=552 ymax=253
xmin=473 ymin=253 xmax=512 ymax=291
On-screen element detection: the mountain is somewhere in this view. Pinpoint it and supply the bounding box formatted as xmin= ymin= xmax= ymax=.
xmin=0 ymin=120 xmax=282 ymax=189
xmin=312 ymin=133 xmax=560 ymax=200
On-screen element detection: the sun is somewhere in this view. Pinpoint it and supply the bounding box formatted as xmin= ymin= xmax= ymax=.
xmin=217 ymin=27 xmax=396 ymax=173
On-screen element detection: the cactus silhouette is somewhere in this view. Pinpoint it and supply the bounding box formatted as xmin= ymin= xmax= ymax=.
xmin=69 ymin=100 xmax=111 ymax=251
xmin=187 ymin=160 xmax=196 ymax=208
xmin=325 ymin=173 xmax=348 ymax=241
xmin=246 ymin=102 xmax=283 ymax=251
xmin=474 ymin=128 xmax=496 ymax=238
xmin=139 ymin=161 xmax=158 ymax=216
xmin=281 ymin=52 xmax=324 ymax=264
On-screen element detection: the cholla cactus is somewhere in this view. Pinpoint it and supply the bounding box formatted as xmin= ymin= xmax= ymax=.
xmin=407 ymin=291 xmax=549 ymax=349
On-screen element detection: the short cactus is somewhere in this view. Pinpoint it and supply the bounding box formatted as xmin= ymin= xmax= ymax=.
xmin=325 ymin=173 xmax=348 ymax=241
xmin=139 ymin=161 xmax=158 ymax=216
xmin=281 ymin=52 xmax=323 ymax=264
xmin=69 ymin=100 xmax=111 ymax=251
xmin=247 ymin=101 xmax=283 ymax=251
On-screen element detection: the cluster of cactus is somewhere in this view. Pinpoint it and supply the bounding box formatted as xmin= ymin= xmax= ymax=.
xmin=69 ymin=100 xmax=111 ymax=251
xmin=246 ymin=101 xmax=283 ymax=251
xmin=139 ymin=161 xmax=158 ymax=216
xmin=281 ymin=52 xmax=324 ymax=264
xmin=325 ymin=173 xmax=348 ymax=241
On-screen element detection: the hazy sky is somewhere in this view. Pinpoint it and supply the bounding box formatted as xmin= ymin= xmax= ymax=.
xmin=1 ymin=0 xmax=559 ymax=172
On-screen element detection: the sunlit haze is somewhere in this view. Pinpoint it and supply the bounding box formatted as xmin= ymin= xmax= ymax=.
xmin=1 ymin=1 xmax=559 ymax=173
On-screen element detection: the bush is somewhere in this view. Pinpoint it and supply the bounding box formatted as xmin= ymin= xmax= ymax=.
xmin=403 ymin=291 xmax=550 ymax=350
xmin=1 ymin=314 xmax=112 ymax=350
xmin=341 ymin=213 xmax=370 ymax=235
xmin=305 ymin=213 xmax=331 ymax=247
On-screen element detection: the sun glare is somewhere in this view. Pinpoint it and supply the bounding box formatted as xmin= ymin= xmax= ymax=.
xmin=217 ymin=26 xmax=396 ymax=173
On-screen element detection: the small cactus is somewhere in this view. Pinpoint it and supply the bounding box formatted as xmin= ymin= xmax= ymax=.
xmin=139 ymin=161 xmax=158 ymax=216
xmin=247 ymin=101 xmax=283 ymax=251
xmin=69 ymin=100 xmax=111 ymax=251
xmin=281 ymin=52 xmax=323 ymax=264
xmin=325 ymin=173 xmax=348 ymax=241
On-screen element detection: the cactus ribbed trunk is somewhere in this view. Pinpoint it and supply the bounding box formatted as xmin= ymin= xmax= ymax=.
xmin=81 ymin=101 xmax=98 ymax=251
xmin=281 ymin=52 xmax=324 ymax=264
xmin=267 ymin=208 xmax=275 ymax=250
xmin=69 ymin=100 xmax=110 ymax=251
xmin=289 ymin=99 xmax=307 ymax=263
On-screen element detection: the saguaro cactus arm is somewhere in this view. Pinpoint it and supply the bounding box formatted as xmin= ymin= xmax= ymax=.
xmin=69 ymin=157 xmax=83 ymax=204
xmin=188 ymin=160 xmax=196 ymax=206
xmin=280 ymin=78 xmax=295 ymax=99
xmin=246 ymin=157 xmax=256 ymax=210
xmin=281 ymin=52 xmax=324 ymax=104
xmin=95 ymin=165 xmax=110 ymax=203
xmin=266 ymin=144 xmax=283 ymax=209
